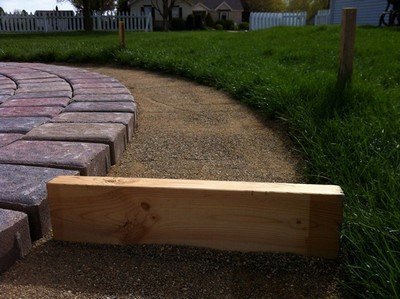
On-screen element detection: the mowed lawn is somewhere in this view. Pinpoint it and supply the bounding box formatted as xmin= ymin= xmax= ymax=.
xmin=1 ymin=27 xmax=399 ymax=297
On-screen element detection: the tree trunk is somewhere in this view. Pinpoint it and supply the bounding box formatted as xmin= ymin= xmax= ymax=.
xmin=163 ymin=1 xmax=169 ymax=31
xmin=83 ymin=0 xmax=93 ymax=31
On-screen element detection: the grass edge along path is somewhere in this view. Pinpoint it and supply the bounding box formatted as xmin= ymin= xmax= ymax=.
xmin=0 ymin=26 xmax=399 ymax=297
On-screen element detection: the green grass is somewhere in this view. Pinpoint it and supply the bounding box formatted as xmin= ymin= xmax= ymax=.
xmin=1 ymin=27 xmax=399 ymax=297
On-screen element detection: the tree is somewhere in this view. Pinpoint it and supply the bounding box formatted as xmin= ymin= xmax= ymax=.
xmin=287 ymin=0 xmax=329 ymax=21
xmin=150 ymin=0 xmax=190 ymax=31
xmin=287 ymin=0 xmax=310 ymax=12
xmin=117 ymin=0 xmax=130 ymax=13
xmin=58 ymin=0 xmax=115 ymax=31
xmin=0 ymin=7 xmax=5 ymax=15
xmin=242 ymin=0 xmax=286 ymax=22
xmin=68 ymin=0 xmax=115 ymax=12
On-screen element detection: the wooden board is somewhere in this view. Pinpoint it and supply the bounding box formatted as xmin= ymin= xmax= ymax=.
xmin=47 ymin=177 xmax=344 ymax=259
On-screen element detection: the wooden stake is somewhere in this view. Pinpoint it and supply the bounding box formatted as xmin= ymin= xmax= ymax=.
xmin=119 ymin=21 xmax=125 ymax=49
xmin=338 ymin=8 xmax=357 ymax=86
xmin=47 ymin=176 xmax=344 ymax=259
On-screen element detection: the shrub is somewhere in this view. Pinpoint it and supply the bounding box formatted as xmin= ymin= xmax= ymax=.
xmin=205 ymin=13 xmax=214 ymax=27
xmin=239 ymin=22 xmax=249 ymax=31
xmin=185 ymin=14 xmax=194 ymax=30
xmin=170 ymin=18 xmax=186 ymax=31
xmin=215 ymin=20 xmax=225 ymax=29
xmin=215 ymin=24 xmax=224 ymax=30
xmin=224 ymin=19 xmax=235 ymax=30
xmin=215 ymin=19 xmax=235 ymax=30
xmin=194 ymin=14 xmax=204 ymax=29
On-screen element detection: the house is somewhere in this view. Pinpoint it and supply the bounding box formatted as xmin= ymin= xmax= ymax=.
xmin=329 ymin=0 xmax=387 ymax=25
xmin=128 ymin=0 xmax=243 ymax=27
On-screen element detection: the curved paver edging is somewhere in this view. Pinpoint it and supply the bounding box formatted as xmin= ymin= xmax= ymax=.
xmin=0 ymin=62 xmax=137 ymax=272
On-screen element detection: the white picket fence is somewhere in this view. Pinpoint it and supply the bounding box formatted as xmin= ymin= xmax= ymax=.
xmin=314 ymin=9 xmax=331 ymax=25
xmin=0 ymin=11 xmax=153 ymax=33
xmin=249 ymin=12 xmax=307 ymax=31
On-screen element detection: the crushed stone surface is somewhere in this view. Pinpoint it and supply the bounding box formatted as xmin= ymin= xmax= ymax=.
xmin=0 ymin=66 xmax=342 ymax=298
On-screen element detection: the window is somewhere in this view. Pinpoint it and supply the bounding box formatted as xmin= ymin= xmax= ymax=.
xmin=172 ymin=6 xmax=181 ymax=19
xmin=142 ymin=5 xmax=153 ymax=17
xmin=219 ymin=11 xmax=229 ymax=20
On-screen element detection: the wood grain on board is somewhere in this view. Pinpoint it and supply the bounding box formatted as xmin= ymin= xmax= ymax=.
xmin=48 ymin=176 xmax=343 ymax=259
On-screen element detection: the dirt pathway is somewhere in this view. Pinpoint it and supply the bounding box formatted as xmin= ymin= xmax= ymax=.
xmin=95 ymin=67 xmax=301 ymax=182
xmin=0 ymin=67 xmax=341 ymax=298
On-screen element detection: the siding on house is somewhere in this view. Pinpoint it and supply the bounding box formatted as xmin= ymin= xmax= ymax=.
xmin=129 ymin=0 xmax=243 ymax=24
xmin=330 ymin=0 xmax=387 ymax=25
xmin=130 ymin=0 xmax=193 ymax=21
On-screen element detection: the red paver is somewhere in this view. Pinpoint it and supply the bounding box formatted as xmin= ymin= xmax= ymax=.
xmin=0 ymin=62 xmax=137 ymax=272
xmin=0 ymin=133 xmax=23 ymax=147
xmin=65 ymin=101 xmax=136 ymax=113
xmin=2 ymin=97 xmax=72 ymax=107
xmin=51 ymin=112 xmax=136 ymax=141
xmin=0 ymin=106 xmax=63 ymax=118
xmin=0 ymin=140 xmax=111 ymax=176
xmin=24 ymin=123 xmax=127 ymax=164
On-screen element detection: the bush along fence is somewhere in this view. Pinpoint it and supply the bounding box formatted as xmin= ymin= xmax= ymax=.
xmin=0 ymin=11 xmax=153 ymax=33
xmin=314 ymin=9 xmax=331 ymax=25
xmin=249 ymin=12 xmax=307 ymax=31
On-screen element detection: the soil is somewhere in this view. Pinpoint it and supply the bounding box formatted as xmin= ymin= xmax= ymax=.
xmin=0 ymin=66 xmax=342 ymax=298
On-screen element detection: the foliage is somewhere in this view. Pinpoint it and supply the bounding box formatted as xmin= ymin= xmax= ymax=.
xmin=215 ymin=24 xmax=224 ymax=30
xmin=242 ymin=0 xmax=286 ymax=21
xmin=194 ymin=14 xmax=204 ymax=29
xmin=205 ymin=13 xmax=214 ymax=28
xmin=0 ymin=27 xmax=399 ymax=298
xmin=150 ymin=0 xmax=190 ymax=31
xmin=185 ymin=14 xmax=194 ymax=30
xmin=215 ymin=19 xmax=234 ymax=30
xmin=242 ymin=0 xmax=330 ymax=22
xmin=239 ymin=22 xmax=249 ymax=30
xmin=66 ymin=0 xmax=115 ymax=12
xmin=170 ymin=18 xmax=186 ymax=31
xmin=0 ymin=7 xmax=4 ymax=15
xmin=117 ymin=0 xmax=130 ymax=13
xmin=287 ymin=0 xmax=330 ymax=21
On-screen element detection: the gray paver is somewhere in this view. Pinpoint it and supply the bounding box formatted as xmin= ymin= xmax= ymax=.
xmin=1 ymin=97 xmax=71 ymax=107
xmin=16 ymin=85 xmax=71 ymax=93
xmin=0 ymin=209 xmax=32 ymax=273
xmin=0 ymin=133 xmax=23 ymax=148
xmin=0 ymin=83 xmax=17 ymax=89
xmin=11 ymin=90 xmax=72 ymax=99
xmin=65 ymin=101 xmax=136 ymax=113
xmin=0 ymin=165 xmax=79 ymax=240
xmin=0 ymin=95 xmax=11 ymax=104
xmin=69 ymin=78 xmax=118 ymax=84
xmin=24 ymin=123 xmax=127 ymax=164
xmin=74 ymin=88 xmax=130 ymax=95
xmin=0 ymin=89 xmax=14 ymax=96
xmin=72 ymin=94 xmax=134 ymax=102
xmin=0 ymin=107 xmax=63 ymax=118
xmin=72 ymin=83 xmax=123 ymax=89
xmin=0 ymin=117 xmax=50 ymax=133
xmin=51 ymin=112 xmax=136 ymax=141
xmin=0 ymin=140 xmax=111 ymax=176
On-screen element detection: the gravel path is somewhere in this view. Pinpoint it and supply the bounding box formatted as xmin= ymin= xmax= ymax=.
xmin=0 ymin=66 xmax=341 ymax=298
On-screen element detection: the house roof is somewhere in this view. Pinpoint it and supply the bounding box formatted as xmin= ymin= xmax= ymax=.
xmin=196 ymin=0 xmax=243 ymax=11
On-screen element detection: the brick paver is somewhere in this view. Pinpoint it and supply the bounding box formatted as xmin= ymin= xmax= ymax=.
xmin=0 ymin=62 xmax=137 ymax=272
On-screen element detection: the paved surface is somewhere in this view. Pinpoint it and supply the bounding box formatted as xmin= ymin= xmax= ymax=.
xmin=0 ymin=66 xmax=341 ymax=298
xmin=0 ymin=63 xmax=137 ymax=272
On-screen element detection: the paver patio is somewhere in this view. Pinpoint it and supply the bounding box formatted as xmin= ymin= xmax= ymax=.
xmin=0 ymin=63 xmax=137 ymax=272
